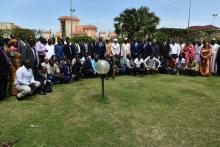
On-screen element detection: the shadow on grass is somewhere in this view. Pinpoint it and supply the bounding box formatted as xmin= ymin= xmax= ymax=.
xmin=90 ymin=94 xmax=110 ymax=104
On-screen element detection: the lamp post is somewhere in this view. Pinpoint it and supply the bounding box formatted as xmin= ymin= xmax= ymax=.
xmin=96 ymin=60 xmax=110 ymax=97
xmin=70 ymin=0 xmax=76 ymax=37
xmin=187 ymin=0 xmax=192 ymax=28
xmin=213 ymin=13 xmax=218 ymax=30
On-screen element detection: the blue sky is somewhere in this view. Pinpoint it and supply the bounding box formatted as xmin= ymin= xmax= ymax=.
xmin=0 ymin=0 xmax=219 ymax=33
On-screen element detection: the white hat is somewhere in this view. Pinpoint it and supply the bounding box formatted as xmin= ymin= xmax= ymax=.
xmin=124 ymin=38 xmax=128 ymax=40
xmin=212 ymin=38 xmax=216 ymax=41
xmin=106 ymin=37 xmax=110 ymax=40
xmin=113 ymin=38 xmax=118 ymax=42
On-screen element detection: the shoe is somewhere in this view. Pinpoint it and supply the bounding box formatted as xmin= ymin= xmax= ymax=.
xmin=39 ymin=91 xmax=47 ymax=95
xmin=16 ymin=95 xmax=23 ymax=101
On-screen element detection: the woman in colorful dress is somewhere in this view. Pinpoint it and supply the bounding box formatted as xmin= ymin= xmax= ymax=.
xmin=199 ymin=42 xmax=212 ymax=76
xmin=182 ymin=41 xmax=195 ymax=64
xmin=8 ymin=39 xmax=21 ymax=96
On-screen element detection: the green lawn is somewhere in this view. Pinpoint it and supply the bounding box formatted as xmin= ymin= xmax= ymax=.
xmin=0 ymin=75 xmax=220 ymax=147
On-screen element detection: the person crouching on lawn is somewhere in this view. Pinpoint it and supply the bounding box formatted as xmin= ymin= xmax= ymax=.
xmin=47 ymin=59 xmax=64 ymax=84
xmin=185 ymin=57 xmax=199 ymax=76
xmin=134 ymin=54 xmax=145 ymax=75
xmin=36 ymin=66 xmax=53 ymax=94
xmin=15 ymin=59 xmax=41 ymax=101
xmin=144 ymin=54 xmax=161 ymax=74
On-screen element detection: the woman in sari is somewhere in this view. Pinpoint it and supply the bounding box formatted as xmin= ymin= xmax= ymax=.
xmin=199 ymin=42 xmax=212 ymax=76
xmin=8 ymin=39 xmax=21 ymax=96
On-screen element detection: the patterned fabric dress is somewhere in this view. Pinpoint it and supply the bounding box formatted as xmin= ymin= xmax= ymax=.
xmin=199 ymin=47 xmax=212 ymax=76
xmin=8 ymin=44 xmax=21 ymax=96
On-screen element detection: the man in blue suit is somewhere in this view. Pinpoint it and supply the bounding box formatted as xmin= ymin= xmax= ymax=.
xmin=142 ymin=38 xmax=152 ymax=59
xmin=131 ymin=39 xmax=142 ymax=59
xmin=95 ymin=38 xmax=106 ymax=59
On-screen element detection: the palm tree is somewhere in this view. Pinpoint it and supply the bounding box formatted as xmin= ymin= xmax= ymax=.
xmin=114 ymin=6 xmax=160 ymax=40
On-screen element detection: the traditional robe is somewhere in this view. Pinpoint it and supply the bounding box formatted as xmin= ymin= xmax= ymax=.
xmin=199 ymin=47 xmax=212 ymax=76
xmin=121 ymin=43 xmax=131 ymax=59
xmin=211 ymin=44 xmax=220 ymax=74
xmin=105 ymin=42 xmax=112 ymax=56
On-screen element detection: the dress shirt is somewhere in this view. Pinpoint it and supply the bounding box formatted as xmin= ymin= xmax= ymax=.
xmin=15 ymin=65 xmax=36 ymax=85
xmin=47 ymin=64 xmax=60 ymax=75
xmin=169 ymin=43 xmax=180 ymax=56
xmin=45 ymin=44 xmax=55 ymax=59
xmin=35 ymin=41 xmax=47 ymax=56
xmin=134 ymin=58 xmax=144 ymax=68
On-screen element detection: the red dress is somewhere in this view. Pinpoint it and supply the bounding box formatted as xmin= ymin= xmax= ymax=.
xmin=183 ymin=44 xmax=195 ymax=64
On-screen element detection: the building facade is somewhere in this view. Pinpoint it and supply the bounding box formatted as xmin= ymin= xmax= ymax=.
xmin=58 ymin=16 xmax=97 ymax=39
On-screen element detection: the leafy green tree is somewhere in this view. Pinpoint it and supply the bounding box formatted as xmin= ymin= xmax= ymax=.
xmin=114 ymin=6 xmax=160 ymax=40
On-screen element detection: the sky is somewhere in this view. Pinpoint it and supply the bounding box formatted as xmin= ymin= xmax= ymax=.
xmin=0 ymin=0 xmax=219 ymax=33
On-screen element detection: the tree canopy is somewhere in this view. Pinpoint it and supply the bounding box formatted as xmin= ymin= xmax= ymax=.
xmin=114 ymin=6 xmax=160 ymax=40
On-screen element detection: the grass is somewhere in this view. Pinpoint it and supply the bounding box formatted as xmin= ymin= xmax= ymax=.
xmin=0 ymin=75 xmax=220 ymax=147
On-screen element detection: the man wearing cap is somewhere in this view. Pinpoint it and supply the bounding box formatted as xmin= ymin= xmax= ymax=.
xmin=112 ymin=38 xmax=120 ymax=56
xmin=211 ymin=38 xmax=220 ymax=74
xmin=121 ymin=38 xmax=131 ymax=59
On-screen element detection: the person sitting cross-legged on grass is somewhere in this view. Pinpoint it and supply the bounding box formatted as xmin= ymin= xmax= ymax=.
xmin=36 ymin=66 xmax=53 ymax=94
xmin=59 ymin=58 xmax=72 ymax=83
xmin=185 ymin=57 xmax=199 ymax=76
xmin=167 ymin=56 xmax=177 ymax=74
xmin=72 ymin=58 xmax=83 ymax=81
xmin=125 ymin=54 xmax=135 ymax=75
xmin=144 ymin=54 xmax=161 ymax=74
xmin=82 ymin=55 xmax=94 ymax=78
xmin=176 ymin=55 xmax=186 ymax=75
xmin=158 ymin=57 xmax=169 ymax=74
xmin=134 ymin=54 xmax=145 ymax=75
xmin=46 ymin=59 xmax=64 ymax=84
xmin=15 ymin=59 xmax=41 ymax=101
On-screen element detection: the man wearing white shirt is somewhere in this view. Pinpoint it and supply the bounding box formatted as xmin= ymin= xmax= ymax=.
xmin=112 ymin=38 xmax=120 ymax=56
xmin=45 ymin=39 xmax=55 ymax=59
xmin=211 ymin=38 xmax=220 ymax=74
xmin=15 ymin=59 xmax=41 ymax=101
xmin=169 ymin=40 xmax=180 ymax=59
xmin=134 ymin=54 xmax=145 ymax=75
xmin=121 ymin=38 xmax=131 ymax=59
xmin=144 ymin=54 xmax=161 ymax=74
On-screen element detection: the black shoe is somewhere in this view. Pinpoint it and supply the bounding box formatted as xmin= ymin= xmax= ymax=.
xmin=16 ymin=96 xmax=23 ymax=101
xmin=39 ymin=91 xmax=47 ymax=95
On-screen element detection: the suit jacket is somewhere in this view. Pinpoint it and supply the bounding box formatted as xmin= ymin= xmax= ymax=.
xmin=21 ymin=44 xmax=39 ymax=67
xmin=131 ymin=42 xmax=142 ymax=58
xmin=142 ymin=43 xmax=152 ymax=59
xmin=95 ymin=42 xmax=106 ymax=59
xmin=80 ymin=42 xmax=91 ymax=57
xmin=0 ymin=49 xmax=10 ymax=76
xmin=17 ymin=40 xmax=27 ymax=53
xmin=64 ymin=44 xmax=74 ymax=60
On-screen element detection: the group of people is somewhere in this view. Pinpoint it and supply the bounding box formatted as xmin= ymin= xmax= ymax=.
xmin=0 ymin=34 xmax=220 ymax=101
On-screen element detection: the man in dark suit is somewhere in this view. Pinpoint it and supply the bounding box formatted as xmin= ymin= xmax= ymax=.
xmin=131 ymin=39 xmax=142 ymax=59
xmin=17 ymin=34 xmax=28 ymax=54
xmin=64 ymin=37 xmax=74 ymax=60
xmin=142 ymin=39 xmax=152 ymax=59
xmin=89 ymin=40 xmax=96 ymax=59
xmin=21 ymin=38 xmax=39 ymax=69
xmin=95 ymin=38 xmax=106 ymax=59
xmin=80 ymin=41 xmax=91 ymax=57
xmin=0 ymin=38 xmax=10 ymax=100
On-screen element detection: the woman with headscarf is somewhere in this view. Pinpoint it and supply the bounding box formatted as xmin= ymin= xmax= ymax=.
xmin=8 ymin=39 xmax=21 ymax=96
xmin=199 ymin=42 xmax=212 ymax=76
